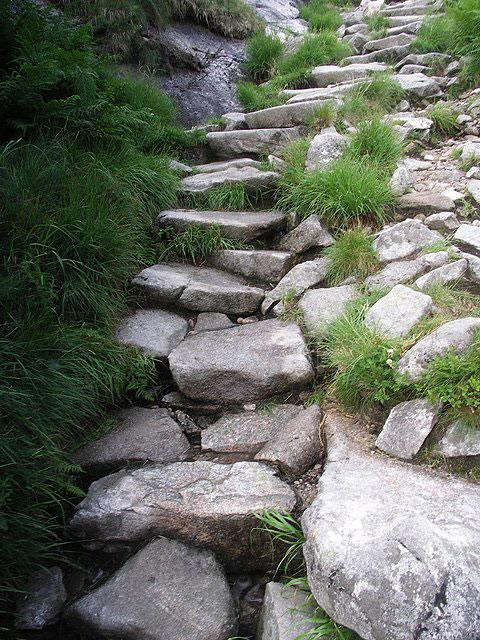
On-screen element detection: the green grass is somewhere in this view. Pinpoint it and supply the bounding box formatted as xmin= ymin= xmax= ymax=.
xmin=325 ymin=228 xmax=379 ymax=284
xmin=277 ymin=32 xmax=351 ymax=78
xmin=428 ymin=103 xmax=459 ymax=138
xmin=245 ymin=30 xmax=283 ymax=81
xmin=346 ymin=117 xmax=403 ymax=174
xmin=278 ymin=157 xmax=394 ymax=231
xmin=366 ymin=12 xmax=389 ymax=39
xmin=300 ymin=0 xmax=343 ymax=32
xmin=307 ymin=101 xmax=337 ymax=132
xmin=186 ymin=182 xmax=265 ymax=210
xmin=413 ymin=15 xmax=455 ymax=54
xmin=255 ymin=509 xmax=305 ymax=575
xmin=236 ymin=80 xmax=286 ymax=112
xmin=157 ymin=223 xmax=244 ymax=264
xmin=280 ymin=137 xmax=312 ymax=175
xmin=338 ymin=73 xmax=405 ymax=126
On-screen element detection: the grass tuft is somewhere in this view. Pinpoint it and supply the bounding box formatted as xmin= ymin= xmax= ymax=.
xmin=157 ymin=223 xmax=244 ymax=264
xmin=236 ymin=81 xmax=286 ymax=112
xmin=245 ymin=30 xmax=283 ymax=81
xmin=346 ymin=117 xmax=403 ymax=174
xmin=186 ymin=183 xmax=264 ymax=211
xmin=325 ymin=228 xmax=379 ymax=284
xmin=255 ymin=509 xmax=305 ymax=575
xmin=300 ymin=0 xmax=343 ymax=32
xmin=428 ymin=103 xmax=459 ymax=138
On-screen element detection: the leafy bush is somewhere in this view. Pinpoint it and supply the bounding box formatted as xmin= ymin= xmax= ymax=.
xmin=245 ymin=31 xmax=283 ymax=80
xmin=346 ymin=117 xmax=403 ymax=174
xmin=428 ymin=103 xmax=459 ymax=137
xmin=325 ymin=228 xmax=379 ymax=284
xmin=278 ymin=157 xmax=394 ymax=230
xmin=300 ymin=0 xmax=343 ymax=32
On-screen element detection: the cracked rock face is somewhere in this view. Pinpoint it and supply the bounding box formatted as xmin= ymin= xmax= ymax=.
xmin=302 ymin=410 xmax=480 ymax=640
xmin=69 ymin=460 xmax=296 ymax=569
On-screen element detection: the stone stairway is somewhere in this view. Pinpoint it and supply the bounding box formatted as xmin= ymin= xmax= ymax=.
xmin=23 ymin=0 xmax=480 ymax=638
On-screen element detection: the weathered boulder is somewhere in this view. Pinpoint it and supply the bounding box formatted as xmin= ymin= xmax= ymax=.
xmin=344 ymin=45 xmax=411 ymax=64
xmin=201 ymin=404 xmax=303 ymax=454
xmin=181 ymin=166 xmax=279 ymax=193
xmin=298 ymin=285 xmax=357 ymax=334
xmin=132 ymin=263 xmax=264 ymax=315
xmin=396 ymin=192 xmax=455 ymax=217
xmin=116 ymin=309 xmax=188 ymax=359
xmin=193 ymin=158 xmax=261 ymax=173
xmin=169 ymin=320 xmax=314 ymax=404
xmin=286 ymin=83 xmax=355 ymax=104
xmin=364 ymin=32 xmax=415 ymax=52
xmin=255 ymin=405 xmax=322 ymax=478
xmin=193 ymin=312 xmax=235 ymax=333
xmin=373 ymin=219 xmax=442 ymax=263
xmin=398 ymin=317 xmax=480 ymax=381
xmin=461 ymin=251 xmax=480 ymax=284
xmin=243 ymin=0 xmax=307 ymax=36
xmin=393 ymin=72 xmax=442 ymax=99
xmin=365 ymin=251 xmax=449 ymax=290
xmin=66 ymin=538 xmax=237 ymax=640
xmin=414 ymin=258 xmax=468 ymax=290
xmin=395 ymin=52 xmax=451 ymax=68
xmin=398 ymin=63 xmax=429 ymax=74
xmin=424 ymin=211 xmax=460 ymax=233
xmin=364 ymin=284 xmax=434 ymax=338
xmin=261 ymin=259 xmax=330 ymax=314
xmin=302 ymin=409 xmax=480 ymax=640
xmin=306 ymin=131 xmax=348 ymax=171
xmin=389 ymin=162 xmax=414 ymax=196
xmin=72 ymin=408 xmax=190 ymax=473
xmin=16 ymin=567 xmax=66 ymax=630
xmin=460 ymin=141 xmax=480 ymax=163
xmin=310 ymin=62 xmax=386 ymax=87
xmin=207 ymin=128 xmax=301 ymax=158
xmin=375 ymin=398 xmax=441 ymax=459
xmin=436 ymin=421 xmax=480 ymax=458
xmin=277 ymin=215 xmax=334 ymax=254
xmin=453 ymin=224 xmax=480 ymax=257
xmin=467 ymin=180 xmax=480 ymax=205
xmin=386 ymin=113 xmax=432 ymax=141
xmin=257 ymin=582 xmax=317 ymax=640
xmin=209 ymin=249 xmax=293 ymax=283
xmin=156 ymin=209 xmax=285 ymax=242
xmin=69 ymin=461 xmax=296 ymax=568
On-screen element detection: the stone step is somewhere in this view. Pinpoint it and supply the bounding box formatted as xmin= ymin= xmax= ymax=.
xmin=156 ymin=208 xmax=286 ymax=242
xmin=168 ymin=319 xmax=314 ymax=404
xmin=192 ymin=158 xmax=262 ymax=173
xmin=180 ymin=165 xmax=279 ymax=194
xmin=284 ymin=82 xmax=356 ymax=105
xmin=209 ymin=249 xmax=294 ymax=283
xmin=344 ymin=45 xmax=411 ymax=64
xmin=310 ymin=62 xmax=387 ymax=88
xmin=116 ymin=308 xmax=188 ymax=359
xmin=132 ymin=262 xmax=265 ymax=315
xmin=381 ymin=4 xmax=432 ymax=17
xmin=386 ymin=20 xmax=422 ymax=35
xmin=364 ymin=32 xmax=416 ymax=53
xmin=243 ymin=99 xmax=329 ymax=129
xmin=206 ymin=128 xmax=302 ymax=158
xmin=69 ymin=460 xmax=296 ymax=569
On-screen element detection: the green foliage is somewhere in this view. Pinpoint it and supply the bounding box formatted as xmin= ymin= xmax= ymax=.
xmin=346 ymin=117 xmax=403 ymax=174
xmin=277 ymin=32 xmax=351 ymax=78
xmin=187 ymin=182 xmax=264 ymax=211
xmin=278 ymin=157 xmax=394 ymax=231
xmin=451 ymin=0 xmax=480 ymax=82
xmin=256 ymin=510 xmax=305 ymax=575
xmin=413 ymin=15 xmax=454 ymax=54
xmin=245 ymin=31 xmax=283 ymax=81
xmin=236 ymin=80 xmax=286 ymax=112
xmin=280 ymin=137 xmax=312 ymax=175
xmin=349 ymin=72 xmax=405 ymax=113
xmin=428 ymin=103 xmax=459 ymax=137
xmin=157 ymin=223 xmax=244 ymax=264
xmin=325 ymin=228 xmax=379 ymax=284
xmin=307 ymin=100 xmax=336 ymax=132
xmin=300 ymin=0 xmax=343 ymax=32
xmin=366 ymin=12 xmax=389 ymax=39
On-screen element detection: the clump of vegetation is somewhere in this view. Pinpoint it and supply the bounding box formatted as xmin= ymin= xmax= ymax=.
xmin=428 ymin=103 xmax=460 ymax=137
xmin=236 ymin=80 xmax=286 ymax=112
xmin=366 ymin=12 xmax=390 ymax=39
xmin=338 ymin=73 xmax=405 ymax=126
xmin=245 ymin=30 xmax=283 ymax=81
xmin=346 ymin=117 xmax=403 ymax=174
xmin=278 ymin=157 xmax=394 ymax=230
xmin=300 ymin=0 xmax=343 ymax=32
xmin=307 ymin=100 xmax=337 ymax=132
xmin=157 ymin=223 xmax=244 ymax=264
xmin=325 ymin=228 xmax=380 ymax=284
xmin=186 ymin=183 xmax=264 ymax=211
xmin=413 ymin=15 xmax=455 ymax=55
xmin=280 ymin=137 xmax=312 ymax=175
xmin=277 ymin=32 xmax=351 ymax=79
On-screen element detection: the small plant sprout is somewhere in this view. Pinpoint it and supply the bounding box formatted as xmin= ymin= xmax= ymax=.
xmin=255 ymin=509 xmax=305 ymax=575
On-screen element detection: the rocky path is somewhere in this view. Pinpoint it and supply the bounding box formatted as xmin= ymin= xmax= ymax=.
xmin=18 ymin=1 xmax=480 ymax=639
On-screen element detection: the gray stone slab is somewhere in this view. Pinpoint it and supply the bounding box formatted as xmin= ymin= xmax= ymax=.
xmin=209 ymin=249 xmax=293 ymax=283
xmin=414 ymin=259 xmax=468 ymax=290
xmin=207 ymin=128 xmax=302 ymax=158
xmin=365 ymin=251 xmax=449 ymax=290
xmin=298 ymin=285 xmax=357 ymax=334
xmin=181 ymin=166 xmax=279 ymax=193
xmin=396 ymin=192 xmax=455 ymax=217
xmin=365 ymin=284 xmax=434 ymax=338
xmin=193 ymin=158 xmax=261 ymax=173
xmin=453 ymin=224 xmax=480 ymax=257
xmin=374 ymin=219 xmax=443 ymax=263
xmin=277 ymin=215 xmax=334 ymax=254
xmin=243 ymin=100 xmax=329 ymax=129
xmin=193 ymin=312 xmax=235 ymax=333
xmin=436 ymin=421 xmax=480 ymax=458
xmin=310 ymin=62 xmax=386 ymax=87
xmin=364 ymin=33 xmax=415 ymax=52
xmin=424 ymin=211 xmax=460 ymax=233
xmin=257 ymin=582 xmax=317 ymax=640
xmin=16 ymin=568 xmax=66 ymax=631
xmin=116 ymin=309 xmax=188 ymax=359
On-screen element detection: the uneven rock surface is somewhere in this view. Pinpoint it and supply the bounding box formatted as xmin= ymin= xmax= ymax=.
xmin=209 ymin=249 xmax=293 ymax=282
xmin=69 ymin=461 xmax=296 ymax=567
xmin=181 ymin=166 xmax=279 ymax=193
xmin=116 ymin=309 xmax=188 ymax=359
xmin=436 ymin=421 xmax=480 ymax=458
xmin=298 ymin=285 xmax=357 ymax=333
xmin=302 ymin=410 xmax=480 ymax=640
xmin=306 ymin=131 xmax=348 ymax=171
xmin=257 ymin=582 xmax=316 ymax=640
xmin=16 ymin=568 xmax=66 ymax=631
xmin=374 ymin=219 xmax=442 ymax=263
xmin=67 ymin=538 xmax=237 ymax=640
xmin=277 ymin=215 xmax=334 ymax=254
xmin=207 ymin=128 xmax=301 ymax=158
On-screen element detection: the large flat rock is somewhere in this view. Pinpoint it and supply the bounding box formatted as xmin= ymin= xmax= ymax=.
xmin=132 ymin=263 xmax=264 ymax=315
xmin=365 ymin=284 xmax=434 ymax=338
xmin=157 ymin=209 xmax=286 ymax=242
xmin=396 ymin=192 xmax=455 ymax=216
xmin=72 ymin=408 xmax=190 ymax=473
xmin=302 ymin=409 xmax=480 ymax=640
xmin=364 ymin=33 xmax=415 ymax=52
xmin=365 ymin=251 xmax=449 ymax=290
xmin=69 ymin=461 xmax=296 ymax=568
xmin=66 ymin=538 xmax=237 ymax=640
xmin=193 ymin=158 xmax=262 ymax=173
xmin=310 ymin=62 xmax=386 ymax=87
xmin=374 ymin=219 xmax=442 ymax=263
xmin=116 ymin=309 xmax=188 ymax=359
xmin=181 ymin=166 xmax=279 ymax=193
xmin=298 ymin=285 xmax=357 ymax=334
xmin=243 ymin=100 xmax=329 ymax=129
xmin=207 ymin=128 xmax=301 ymax=158
xmin=169 ymin=319 xmax=314 ymax=404
xmin=414 ymin=259 xmax=468 ymax=290
xmin=209 ymin=249 xmax=293 ymax=283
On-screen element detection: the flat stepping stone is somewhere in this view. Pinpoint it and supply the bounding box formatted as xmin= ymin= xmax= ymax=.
xmin=207 ymin=128 xmax=301 ymax=158
xmin=157 ymin=209 xmax=285 ymax=242
xmin=364 ymin=32 xmax=415 ymax=52
xmin=193 ymin=312 xmax=234 ymax=333
xmin=180 ymin=166 xmax=279 ymax=194
xmin=72 ymin=408 xmax=190 ymax=473
xmin=193 ymin=158 xmax=262 ymax=173
xmin=285 ymin=82 xmax=356 ymax=105
xmin=302 ymin=409 xmax=480 ymax=640
xmin=396 ymin=192 xmax=455 ymax=217
xmin=364 ymin=284 xmax=434 ymax=338
xmin=453 ymin=224 xmax=480 ymax=257
xmin=396 ymin=52 xmax=451 ymax=69
xmin=425 ymin=211 xmax=460 ymax=233
xmin=201 ymin=404 xmax=304 ymax=454
xmin=415 ymin=258 xmax=468 ymax=290
xmin=310 ymin=62 xmax=386 ymax=87
xmin=298 ymin=285 xmax=357 ymax=334
xmin=388 ymin=14 xmax=429 ymax=27
xmin=69 ymin=461 xmax=296 ymax=569
xmin=257 ymin=582 xmax=317 ymax=640
xmin=398 ymin=317 xmax=480 ymax=381
xmin=116 ymin=309 xmax=188 ymax=359
xmin=375 ymin=398 xmax=441 ymax=459
xmin=169 ymin=319 xmax=314 ymax=404
xmin=66 ymin=538 xmax=237 ymax=640
xmin=344 ymin=45 xmax=411 ymax=64
xmin=132 ymin=263 xmax=264 ymax=315
xmin=435 ymin=421 xmax=480 ymax=458
xmin=209 ymin=249 xmax=293 ymax=283
xmin=261 ymin=259 xmax=330 ymax=314
xmin=365 ymin=251 xmax=449 ymax=290
xmin=243 ymin=100 xmax=330 ymax=129
xmin=393 ymin=72 xmax=442 ymax=99
xmin=374 ymin=219 xmax=442 ymax=263
xmin=277 ymin=215 xmax=334 ymax=254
